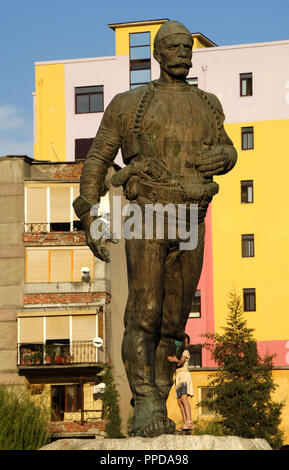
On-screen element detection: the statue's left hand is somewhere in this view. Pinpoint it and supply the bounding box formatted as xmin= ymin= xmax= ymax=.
xmin=168 ymin=355 xmax=178 ymax=363
xmin=195 ymin=144 xmax=234 ymax=178
xmin=81 ymin=212 xmax=118 ymax=263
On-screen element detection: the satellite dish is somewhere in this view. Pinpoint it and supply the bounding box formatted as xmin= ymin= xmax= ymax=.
xmin=92 ymin=337 xmax=103 ymax=348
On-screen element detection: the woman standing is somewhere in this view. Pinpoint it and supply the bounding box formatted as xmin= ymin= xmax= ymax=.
xmin=168 ymin=334 xmax=194 ymax=430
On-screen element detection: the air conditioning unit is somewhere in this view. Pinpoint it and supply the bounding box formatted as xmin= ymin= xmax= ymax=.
xmin=81 ymin=266 xmax=90 ymax=282
xmin=93 ymin=383 xmax=105 ymax=395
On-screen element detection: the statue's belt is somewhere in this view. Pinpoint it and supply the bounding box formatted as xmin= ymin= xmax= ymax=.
xmin=136 ymin=179 xmax=219 ymax=205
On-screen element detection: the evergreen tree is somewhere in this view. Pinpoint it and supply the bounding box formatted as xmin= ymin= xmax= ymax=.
xmin=102 ymin=364 xmax=124 ymax=438
xmin=201 ymin=291 xmax=284 ymax=449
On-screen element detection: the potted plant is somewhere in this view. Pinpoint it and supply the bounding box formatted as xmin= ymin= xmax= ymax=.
xmin=44 ymin=344 xmax=54 ymax=364
xmin=55 ymin=354 xmax=62 ymax=364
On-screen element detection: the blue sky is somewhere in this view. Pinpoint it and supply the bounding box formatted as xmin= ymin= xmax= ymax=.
xmin=1 ymin=0 xmax=289 ymax=157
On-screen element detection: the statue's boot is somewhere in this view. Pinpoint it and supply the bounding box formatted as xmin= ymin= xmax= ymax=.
xmin=122 ymin=327 xmax=175 ymax=437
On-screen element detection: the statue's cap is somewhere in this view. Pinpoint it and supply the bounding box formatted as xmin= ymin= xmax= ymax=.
xmin=153 ymin=20 xmax=192 ymax=47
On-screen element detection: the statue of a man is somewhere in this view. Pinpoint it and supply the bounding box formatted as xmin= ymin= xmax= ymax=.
xmin=73 ymin=20 xmax=237 ymax=437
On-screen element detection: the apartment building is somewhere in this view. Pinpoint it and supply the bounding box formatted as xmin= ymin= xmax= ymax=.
xmin=0 ymin=155 xmax=111 ymax=438
xmin=24 ymin=18 xmax=289 ymax=439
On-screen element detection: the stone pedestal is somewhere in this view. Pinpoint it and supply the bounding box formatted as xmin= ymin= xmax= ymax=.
xmin=40 ymin=434 xmax=272 ymax=450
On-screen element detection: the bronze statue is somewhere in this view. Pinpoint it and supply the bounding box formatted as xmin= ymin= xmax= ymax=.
xmin=73 ymin=20 xmax=237 ymax=437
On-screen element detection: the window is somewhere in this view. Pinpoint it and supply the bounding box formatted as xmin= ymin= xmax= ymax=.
xmin=187 ymin=77 xmax=198 ymax=87
xmin=50 ymin=250 xmax=72 ymax=282
xmin=243 ymin=288 xmax=256 ymax=311
xmin=75 ymin=86 xmax=103 ymax=114
xmin=241 ymin=180 xmax=253 ymax=203
xmin=188 ymin=345 xmax=202 ymax=368
xmin=242 ymin=234 xmax=255 ymax=257
xmin=50 ymin=187 xmax=71 ymax=225
xmin=189 ymin=290 xmax=201 ymax=318
xmin=240 ymin=73 xmax=252 ymax=96
xmin=25 ymin=183 xmax=95 ymax=233
xmin=75 ymin=138 xmax=94 ymax=160
xmin=73 ymin=220 xmax=83 ymax=231
xmin=130 ymin=32 xmax=151 ymax=89
xmin=26 ymin=247 xmax=94 ymax=283
xmin=241 ymin=126 xmax=254 ymax=150
xmin=51 ymin=384 xmax=81 ymax=421
xmin=50 ymin=222 xmax=71 ymax=232
xmin=198 ymin=387 xmax=215 ymax=416
xmin=26 ymin=187 xmax=47 ymax=224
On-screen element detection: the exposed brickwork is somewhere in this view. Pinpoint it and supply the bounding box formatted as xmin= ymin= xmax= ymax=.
xmin=24 ymin=231 xmax=86 ymax=245
xmin=53 ymin=162 xmax=83 ymax=180
xmin=24 ymin=292 xmax=111 ymax=305
xmin=48 ymin=420 xmax=105 ymax=434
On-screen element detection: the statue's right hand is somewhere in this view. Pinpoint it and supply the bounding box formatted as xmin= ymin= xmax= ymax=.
xmin=81 ymin=213 xmax=111 ymax=263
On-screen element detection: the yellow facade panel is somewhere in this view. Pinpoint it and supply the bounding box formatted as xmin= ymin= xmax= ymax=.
xmin=115 ymin=23 xmax=163 ymax=56
xmin=212 ymin=119 xmax=289 ymax=340
xmin=34 ymin=64 xmax=66 ymax=161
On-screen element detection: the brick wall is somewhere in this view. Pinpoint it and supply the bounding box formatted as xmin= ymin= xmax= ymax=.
xmin=24 ymin=292 xmax=111 ymax=305
xmin=24 ymin=231 xmax=86 ymax=245
xmin=49 ymin=420 xmax=105 ymax=434
xmin=53 ymin=162 xmax=83 ymax=180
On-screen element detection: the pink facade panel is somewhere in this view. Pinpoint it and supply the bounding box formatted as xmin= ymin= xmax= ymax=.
xmin=186 ymin=204 xmax=215 ymax=367
xmin=258 ymin=340 xmax=289 ymax=367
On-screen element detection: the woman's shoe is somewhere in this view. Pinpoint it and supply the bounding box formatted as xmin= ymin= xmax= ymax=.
xmin=182 ymin=421 xmax=194 ymax=430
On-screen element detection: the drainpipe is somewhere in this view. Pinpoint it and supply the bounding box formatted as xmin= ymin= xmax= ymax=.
xmin=202 ymin=64 xmax=208 ymax=91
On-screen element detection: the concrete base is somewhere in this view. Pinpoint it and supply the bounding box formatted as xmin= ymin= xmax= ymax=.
xmin=40 ymin=434 xmax=272 ymax=450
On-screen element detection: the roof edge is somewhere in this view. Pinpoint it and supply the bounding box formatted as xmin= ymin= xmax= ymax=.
xmin=108 ymin=19 xmax=169 ymax=30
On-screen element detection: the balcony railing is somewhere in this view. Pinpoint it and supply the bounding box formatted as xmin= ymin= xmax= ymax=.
xmin=25 ymin=223 xmax=49 ymax=233
xmin=18 ymin=341 xmax=102 ymax=366
xmin=25 ymin=221 xmax=83 ymax=233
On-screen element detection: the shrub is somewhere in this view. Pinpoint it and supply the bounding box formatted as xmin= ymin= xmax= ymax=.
xmin=102 ymin=365 xmax=124 ymax=438
xmin=191 ymin=419 xmax=226 ymax=436
xmin=0 ymin=385 xmax=49 ymax=450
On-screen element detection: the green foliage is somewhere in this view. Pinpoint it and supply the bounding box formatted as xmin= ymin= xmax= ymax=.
xmin=191 ymin=418 xmax=226 ymax=436
xmin=126 ymin=414 xmax=133 ymax=437
xmin=201 ymin=291 xmax=285 ymax=450
xmin=0 ymin=385 xmax=49 ymax=450
xmin=102 ymin=364 xmax=124 ymax=438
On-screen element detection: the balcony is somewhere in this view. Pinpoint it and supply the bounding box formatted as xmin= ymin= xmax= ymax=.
xmin=25 ymin=221 xmax=83 ymax=233
xmin=18 ymin=341 xmax=103 ymax=367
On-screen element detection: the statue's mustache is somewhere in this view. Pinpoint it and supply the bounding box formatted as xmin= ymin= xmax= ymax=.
xmin=168 ymin=60 xmax=191 ymax=68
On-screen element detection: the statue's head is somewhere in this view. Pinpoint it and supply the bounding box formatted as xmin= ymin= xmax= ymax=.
xmin=153 ymin=20 xmax=193 ymax=79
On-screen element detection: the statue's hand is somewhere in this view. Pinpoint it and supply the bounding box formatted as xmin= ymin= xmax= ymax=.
xmin=167 ymin=355 xmax=178 ymax=363
xmin=81 ymin=212 xmax=118 ymax=263
xmin=195 ymin=144 xmax=233 ymax=178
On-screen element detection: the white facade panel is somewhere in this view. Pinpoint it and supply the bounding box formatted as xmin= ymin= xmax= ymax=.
xmin=190 ymin=41 xmax=289 ymax=123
